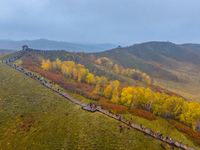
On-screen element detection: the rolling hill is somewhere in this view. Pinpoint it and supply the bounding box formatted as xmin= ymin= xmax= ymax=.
xmin=180 ymin=43 xmax=200 ymax=54
xmin=0 ymin=43 xmax=200 ymax=149
xmin=2 ymin=41 xmax=200 ymax=102
xmin=89 ymin=41 xmax=200 ymax=102
xmin=0 ymin=62 xmax=191 ymax=150
xmin=92 ymin=41 xmax=200 ymax=71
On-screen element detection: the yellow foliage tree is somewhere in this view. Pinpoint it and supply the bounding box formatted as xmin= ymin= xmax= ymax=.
xmin=179 ymin=101 xmax=200 ymax=130
xmin=95 ymin=58 xmax=101 ymax=65
xmin=121 ymin=86 xmax=134 ymax=106
xmin=86 ymin=73 xmax=95 ymax=85
xmin=52 ymin=61 xmax=57 ymax=70
xmin=113 ymin=64 xmax=120 ymax=74
xmin=72 ymin=68 xmax=78 ymax=80
xmin=110 ymin=80 xmax=120 ymax=103
xmin=41 ymin=59 xmax=52 ymax=71
xmin=78 ymin=68 xmax=86 ymax=82
xmin=108 ymin=62 xmax=113 ymax=68
xmin=104 ymin=85 xmax=112 ymax=99
xmin=56 ymin=58 xmax=62 ymax=70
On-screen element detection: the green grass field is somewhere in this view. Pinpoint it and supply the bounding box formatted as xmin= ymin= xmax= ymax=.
xmin=157 ymin=62 xmax=200 ymax=102
xmin=0 ymin=62 xmax=199 ymax=149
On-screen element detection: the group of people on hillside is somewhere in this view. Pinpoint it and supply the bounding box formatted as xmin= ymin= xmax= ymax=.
xmin=149 ymin=129 xmax=186 ymax=147
xmin=6 ymin=50 xmax=189 ymax=150
xmin=98 ymin=106 xmax=187 ymax=148
xmin=87 ymin=102 xmax=98 ymax=110
xmin=7 ymin=61 xmax=51 ymax=87
xmin=5 ymin=50 xmax=26 ymax=64
xmin=150 ymin=130 xmax=164 ymax=139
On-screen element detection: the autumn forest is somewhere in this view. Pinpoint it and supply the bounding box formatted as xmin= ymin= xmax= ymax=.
xmin=1 ymin=42 xmax=200 ymax=149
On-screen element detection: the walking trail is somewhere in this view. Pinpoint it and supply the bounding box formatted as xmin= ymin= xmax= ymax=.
xmin=5 ymin=56 xmax=197 ymax=150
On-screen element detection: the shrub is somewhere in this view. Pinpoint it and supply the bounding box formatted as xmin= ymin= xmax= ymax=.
xmin=99 ymin=98 xmax=128 ymax=113
xmin=52 ymin=70 xmax=60 ymax=74
xmin=22 ymin=57 xmax=41 ymax=69
xmin=29 ymin=67 xmax=63 ymax=83
xmin=75 ymin=89 xmax=99 ymax=101
xmin=151 ymin=85 xmax=161 ymax=93
xmin=167 ymin=119 xmax=200 ymax=146
xmin=165 ymin=90 xmax=186 ymax=100
xmin=130 ymin=108 xmax=156 ymax=120
xmin=76 ymin=83 xmax=94 ymax=92
xmin=84 ymin=92 xmax=100 ymax=101
xmin=62 ymin=82 xmax=76 ymax=92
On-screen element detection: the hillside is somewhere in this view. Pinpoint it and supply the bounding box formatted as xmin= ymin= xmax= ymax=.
xmin=92 ymin=41 xmax=200 ymax=73
xmin=180 ymin=44 xmax=200 ymax=54
xmin=125 ymin=42 xmax=200 ymax=65
xmin=18 ymin=50 xmax=142 ymax=85
xmin=0 ymin=62 xmax=193 ymax=150
xmin=0 ymin=39 xmax=117 ymax=53
xmin=0 ymin=44 xmax=198 ymax=102
xmin=90 ymin=47 xmax=179 ymax=81
xmin=2 ymin=41 xmax=200 ymax=103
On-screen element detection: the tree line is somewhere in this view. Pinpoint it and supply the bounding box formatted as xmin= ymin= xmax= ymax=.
xmin=94 ymin=57 xmax=151 ymax=84
xmin=41 ymin=58 xmax=200 ymax=131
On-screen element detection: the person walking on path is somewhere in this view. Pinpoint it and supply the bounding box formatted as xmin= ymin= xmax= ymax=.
xmin=119 ymin=125 xmax=123 ymax=133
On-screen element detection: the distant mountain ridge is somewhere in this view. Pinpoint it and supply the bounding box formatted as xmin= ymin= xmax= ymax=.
xmin=0 ymin=39 xmax=118 ymax=53
xmin=123 ymin=42 xmax=200 ymax=65
xmin=2 ymin=39 xmax=200 ymax=80
xmin=90 ymin=41 xmax=200 ymax=80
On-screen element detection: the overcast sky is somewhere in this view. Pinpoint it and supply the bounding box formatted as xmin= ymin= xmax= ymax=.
xmin=0 ymin=0 xmax=200 ymax=45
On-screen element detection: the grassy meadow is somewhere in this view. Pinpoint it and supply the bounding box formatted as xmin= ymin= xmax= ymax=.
xmin=0 ymin=62 xmax=199 ymax=149
xmin=157 ymin=62 xmax=200 ymax=102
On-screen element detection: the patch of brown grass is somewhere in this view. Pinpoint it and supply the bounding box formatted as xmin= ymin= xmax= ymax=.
xmin=168 ymin=119 xmax=200 ymax=146
xmin=130 ymin=107 xmax=156 ymax=120
xmin=99 ymin=98 xmax=128 ymax=113
xmin=151 ymin=85 xmax=162 ymax=93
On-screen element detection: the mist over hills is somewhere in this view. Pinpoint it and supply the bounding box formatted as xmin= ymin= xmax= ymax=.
xmin=0 ymin=39 xmax=118 ymax=53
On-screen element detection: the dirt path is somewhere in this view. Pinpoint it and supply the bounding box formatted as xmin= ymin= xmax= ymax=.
xmin=7 ymin=62 xmax=197 ymax=150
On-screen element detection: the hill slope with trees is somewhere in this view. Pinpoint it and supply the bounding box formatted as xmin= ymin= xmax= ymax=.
xmin=0 ymin=61 xmax=191 ymax=150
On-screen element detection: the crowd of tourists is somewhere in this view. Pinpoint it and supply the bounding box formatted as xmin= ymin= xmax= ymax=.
xmin=4 ymin=48 xmax=190 ymax=150
xmin=98 ymin=107 xmax=187 ymax=148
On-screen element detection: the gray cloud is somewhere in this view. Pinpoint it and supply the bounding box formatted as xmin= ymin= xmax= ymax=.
xmin=0 ymin=0 xmax=200 ymax=45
